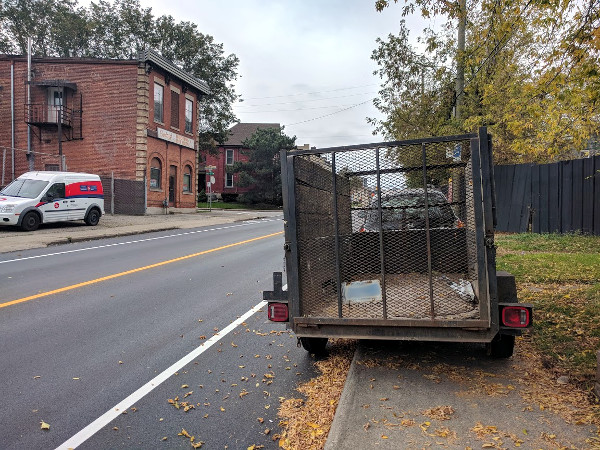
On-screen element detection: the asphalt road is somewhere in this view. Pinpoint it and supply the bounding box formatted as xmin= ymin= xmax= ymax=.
xmin=0 ymin=218 xmax=318 ymax=449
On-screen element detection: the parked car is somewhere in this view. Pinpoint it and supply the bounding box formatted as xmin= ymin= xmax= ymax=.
xmin=360 ymin=188 xmax=460 ymax=231
xmin=0 ymin=171 xmax=104 ymax=231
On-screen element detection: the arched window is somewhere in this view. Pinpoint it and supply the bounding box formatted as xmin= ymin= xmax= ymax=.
xmin=150 ymin=158 xmax=162 ymax=189
xmin=183 ymin=165 xmax=192 ymax=193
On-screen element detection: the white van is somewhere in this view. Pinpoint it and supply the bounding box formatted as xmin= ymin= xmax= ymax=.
xmin=0 ymin=171 xmax=105 ymax=231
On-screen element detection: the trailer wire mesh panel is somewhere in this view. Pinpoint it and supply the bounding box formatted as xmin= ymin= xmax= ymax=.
xmin=292 ymin=136 xmax=488 ymax=325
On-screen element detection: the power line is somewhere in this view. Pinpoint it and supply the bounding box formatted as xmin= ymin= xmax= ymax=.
xmin=235 ymin=102 xmax=363 ymax=114
xmin=235 ymin=91 xmax=378 ymax=108
xmin=240 ymin=83 xmax=379 ymax=101
xmin=285 ymin=99 xmax=373 ymax=126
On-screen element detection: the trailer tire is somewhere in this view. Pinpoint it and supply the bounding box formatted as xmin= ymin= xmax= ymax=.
xmin=489 ymin=333 xmax=515 ymax=358
xmin=300 ymin=337 xmax=328 ymax=355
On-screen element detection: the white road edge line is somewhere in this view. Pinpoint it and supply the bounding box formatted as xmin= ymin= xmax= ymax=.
xmin=55 ymin=299 xmax=269 ymax=450
xmin=0 ymin=218 xmax=281 ymax=265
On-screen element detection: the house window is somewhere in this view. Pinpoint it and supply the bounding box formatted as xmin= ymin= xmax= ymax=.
xmin=171 ymin=90 xmax=179 ymax=128
xmin=183 ymin=165 xmax=192 ymax=193
xmin=154 ymin=83 xmax=164 ymax=123
xmin=225 ymin=172 xmax=234 ymax=188
xmin=150 ymin=157 xmax=162 ymax=189
xmin=45 ymin=164 xmax=59 ymax=171
xmin=185 ymin=99 xmax=193 ymax=133
xmin=226 ymin=149 xmax=234 ymax=165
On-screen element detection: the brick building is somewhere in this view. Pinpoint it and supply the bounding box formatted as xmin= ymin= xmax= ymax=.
xmin=0 ymin=49 xmax=209 ymax=214
xmin=202 ymin=122 xmax=280 ymax=201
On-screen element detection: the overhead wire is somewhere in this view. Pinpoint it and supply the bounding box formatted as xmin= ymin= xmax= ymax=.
xmin=241 ymin=83 xmax=379 ymax=100
xmin=285 ymin=99 xmax=373 ymax=126
xmin=235 ymin=91 xmax=379 ymax=108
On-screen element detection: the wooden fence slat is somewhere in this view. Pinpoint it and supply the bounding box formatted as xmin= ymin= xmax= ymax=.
xmin=548 ymin=163 xmax=560 ymax=233
xmin=582 ymin=158 xmax=594 ymax=233
xmin=539 ymin=164 xmax=549 ymax=233
xmin=494 ymin=166 xmax=511 ymax=231
xmin=572 ymin=159 xmax=584 ymax=232
xmin=531 ymin=165 xmax=541 ymax=233
xmin=508 ymin=165 xmax=528 ymax=232
xmin=519 ymin=164 xmax=532 ymax=232
xmin=560 ymin=161 xmax=573 ymax=233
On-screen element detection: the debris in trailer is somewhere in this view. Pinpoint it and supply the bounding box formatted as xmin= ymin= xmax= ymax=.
xmin=308 ymin=273 xmax=480 ymax=320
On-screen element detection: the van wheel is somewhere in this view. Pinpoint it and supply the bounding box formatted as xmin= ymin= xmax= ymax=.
xmin=300 ymin=337 xmax=328 ymax=355
xmin=85 ymin=208 xmax=101 ymax=226
xmin=488 ymin=334 xmax=515 ymax=358
xmin=21 ymin=212 xmax=40 ymax=231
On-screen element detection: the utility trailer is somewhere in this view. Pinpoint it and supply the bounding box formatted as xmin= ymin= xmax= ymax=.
xmin=264 ymin=128 xmax=532 ymax=357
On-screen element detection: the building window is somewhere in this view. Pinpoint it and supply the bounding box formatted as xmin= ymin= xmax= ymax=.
xmin=150 ymin=157 xmax=162 ymax=189
xmin=154 ymin=83 xmax=164 ymax=123
xmin=45 ymin=164 xmax=59 ymax=171
xmin=225 ymin=172 xmax=234 ymax=188
xmin=171 ymin=90 xmax=179 ymax=128
xmin=185 ymin=99 xmax=193 ymax=133
xmin=183 ymin=165 xmax=192 ymax=193
xmin=226 ymin=149 xmax=234 ymax=165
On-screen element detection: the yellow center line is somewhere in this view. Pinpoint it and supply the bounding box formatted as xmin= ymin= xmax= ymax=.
xmin=0 ymin=231 xmax=283 ymax=309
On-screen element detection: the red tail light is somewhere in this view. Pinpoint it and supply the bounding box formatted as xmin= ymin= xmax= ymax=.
xmin=268 ymin=302 xmax=289 ymax=322
xmin=501 ymin=306 xmax=530 ymax=328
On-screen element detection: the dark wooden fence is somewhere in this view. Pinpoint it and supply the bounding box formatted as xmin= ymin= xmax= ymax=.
xmin=494 ymin=156 xmax=600 ymax=235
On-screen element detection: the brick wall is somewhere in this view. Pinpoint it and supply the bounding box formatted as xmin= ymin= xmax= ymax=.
xmin=0 ymin=55 xmax=203 ymax=212
xmin=203 ymin=146 xmax=252 ymax=195
xmin=0 ymin=58 xmax=140 ymax=178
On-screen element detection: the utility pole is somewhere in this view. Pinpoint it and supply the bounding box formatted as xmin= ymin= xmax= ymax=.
xmin=455 ymin=0 xmax=466 ymax=121
xmin=27 ymin=37 xmax=34 ymax=171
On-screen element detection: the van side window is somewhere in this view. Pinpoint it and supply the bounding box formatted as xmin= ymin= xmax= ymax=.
xmin=45 ymin=183 xmax=65 ymax=200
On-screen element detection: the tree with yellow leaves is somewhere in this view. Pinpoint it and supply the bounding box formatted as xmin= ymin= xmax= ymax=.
xmin=372 ymin=0 xmax=600 ymax=163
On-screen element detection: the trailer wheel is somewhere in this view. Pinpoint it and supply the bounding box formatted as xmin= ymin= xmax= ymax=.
xmin=489 ymin=334 xmax=515 ymax=358
xmin=300 ymin=337 xmax=328 ymax=355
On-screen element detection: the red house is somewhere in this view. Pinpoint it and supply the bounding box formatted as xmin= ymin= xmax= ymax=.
xmin=202 ymin=122 xmax=280 ymax=201
xmin=0 ymin=49 xmax=209 ymax=214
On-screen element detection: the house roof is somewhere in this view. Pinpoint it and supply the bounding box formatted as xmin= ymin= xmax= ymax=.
xmin=225 ymin=123 xmax=281 ymax=146
xmin=138 ymin=49 xmax=210 ymax=95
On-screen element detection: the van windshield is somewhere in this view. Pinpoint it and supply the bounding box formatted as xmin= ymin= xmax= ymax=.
xmin=0 ymin=179 xmax=49 ymax=199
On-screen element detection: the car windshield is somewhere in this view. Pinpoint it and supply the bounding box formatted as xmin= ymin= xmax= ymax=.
xmin=0 ymin=179 xmax=49 ymax=199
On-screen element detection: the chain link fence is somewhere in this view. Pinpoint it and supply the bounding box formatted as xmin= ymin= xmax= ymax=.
xmin=293 ymin=136 xmax=487 ymax=323
xmin=1 ymin=146 xmax=65 ymax=188
xmin=100 ymin=174 xmax=146 ymax=215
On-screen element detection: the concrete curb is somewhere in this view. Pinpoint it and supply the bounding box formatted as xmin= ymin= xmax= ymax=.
xmin=46 ymin=227 xmax=180 ymax=246
xmin=324 ymin=346 xmax=361 ymax=450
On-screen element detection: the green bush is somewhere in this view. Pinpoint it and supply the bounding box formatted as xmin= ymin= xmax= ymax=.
xmin=198 ymin=189 xmax=207 ymax=202
xmin=221 ymin=193 xmax=239 ymax=203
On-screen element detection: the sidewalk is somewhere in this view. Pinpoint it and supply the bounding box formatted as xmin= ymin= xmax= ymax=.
xmin=0 ymin=209 xmax=282 ymax=253
xmin=325 ymin=341 xmax=598 ymax=449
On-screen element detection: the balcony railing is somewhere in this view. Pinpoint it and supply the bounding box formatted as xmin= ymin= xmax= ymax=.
xmin=25 ymin=103 xmax=73 ymax=128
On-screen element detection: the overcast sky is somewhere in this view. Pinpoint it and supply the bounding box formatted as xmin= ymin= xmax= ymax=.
xmin=130 ymin=1 xmax=433 ymax=148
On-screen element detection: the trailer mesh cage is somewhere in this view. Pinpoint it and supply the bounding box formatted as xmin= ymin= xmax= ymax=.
xmin=288 ymin=132 xmax=492 ymax=325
